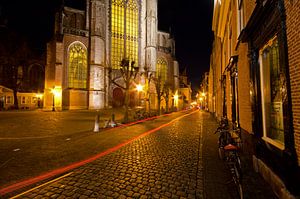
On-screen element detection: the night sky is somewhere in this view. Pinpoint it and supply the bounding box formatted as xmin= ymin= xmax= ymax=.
xmin=158 ymin=0 xmax=214 ymax=92
xmin=1 ymin=0 xmax=213 ymax=93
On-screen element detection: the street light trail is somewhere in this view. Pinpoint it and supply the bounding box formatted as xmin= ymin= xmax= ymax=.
xmin=0 ymin=109 xmax=198 ymax=196
xmin=10 ymin=172 xmax=73 ymax=199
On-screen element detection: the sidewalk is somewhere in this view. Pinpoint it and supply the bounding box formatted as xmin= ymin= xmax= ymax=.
xmin=202 ymin=112 xmax=277 ymax=199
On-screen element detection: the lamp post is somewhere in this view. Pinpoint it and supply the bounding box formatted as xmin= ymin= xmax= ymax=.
xmin=50 ymin=86 xmax=61 ymax=112
xmin=136 ymin=84 xmax=143 ymax=106
xmin=173 ymin=92 xmax=179 ymax=111
xmin=51 ymin=86 xmax=55 ymax=111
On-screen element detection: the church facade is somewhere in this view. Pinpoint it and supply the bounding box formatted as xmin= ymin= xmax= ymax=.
xmin=44 ymin=0 xmax=179 ymax=110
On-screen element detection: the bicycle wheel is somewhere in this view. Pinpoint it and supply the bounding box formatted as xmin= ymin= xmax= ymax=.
xmin=233 ymin=164 xmax=243 ymax=199
xmin=235 ymin=155 xmax=242 ymax=180
xmin=218 ymin=147 xmax=225 ymax=160
xmin=218 ymin=135 xmax=225 ymax=160
xmin=237 ymin=182 xmax=243 ymax=199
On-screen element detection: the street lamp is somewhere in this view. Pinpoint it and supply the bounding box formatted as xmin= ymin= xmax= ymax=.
xmin=50 ymin=86 xmax=62 ymax=111
xmin=173 ymin=92 xmax=179 ymax=110
xmin=51 ymin=87 xmax=55 ymax=111
xmin=199 ymin=97 xmax=204 ymax=109
xmin=136 ymin=84 xmax=144 ymax=106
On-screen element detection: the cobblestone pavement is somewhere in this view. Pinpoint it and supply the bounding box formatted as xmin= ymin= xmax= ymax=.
xmin=2 ymin=110 xmax=277 ymax=198
xmin=9 ymin=110 xmax=203 ymax=198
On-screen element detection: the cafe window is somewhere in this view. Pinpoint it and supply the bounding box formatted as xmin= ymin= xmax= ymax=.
xmin=259 ymin=35 xmax=287 ymax=149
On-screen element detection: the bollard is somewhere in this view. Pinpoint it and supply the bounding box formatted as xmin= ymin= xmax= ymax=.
xmin=111 ymin=114 xmax=117 ymax=127
xmin=94 ymin=112 xmax=100 ymax=132
xmin=112 ymin=114 xmax=115 ymax=122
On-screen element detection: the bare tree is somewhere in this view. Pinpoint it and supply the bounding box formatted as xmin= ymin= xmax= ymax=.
xmin=152 ymin=75 xmax=165 ymax=115
xmin=108 ymin=58 xmax=139 ymax=123
xmin=162 ymin=82 xmax=172 ymax=113
xmin=140 ymin=66 xmax=153 ymax=114
xmin=0 ymin=30 xmax=29 ymax=109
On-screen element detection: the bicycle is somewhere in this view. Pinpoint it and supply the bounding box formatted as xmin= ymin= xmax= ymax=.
xmin=224 ymin=142 xmax=243 ymax=199
xmin=214 ymin=116 xmax=230 ymax=160
xmin=215 ymin=118 xmax=243 ymax=199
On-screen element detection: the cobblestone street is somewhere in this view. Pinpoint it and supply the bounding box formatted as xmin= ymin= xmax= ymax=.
xmin=1 ymin=110 xmax=277 ymax=198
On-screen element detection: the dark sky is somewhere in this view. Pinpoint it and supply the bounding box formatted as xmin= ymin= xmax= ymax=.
xmin=1 ymin=0 xmax=213 ymax=92
xmin=158 ymin=0 xmax=214 ymax=92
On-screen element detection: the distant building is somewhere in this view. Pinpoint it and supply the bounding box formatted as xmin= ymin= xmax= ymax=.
xmin=0 ymin=85 xmax=43 ymax=110
xmin=199 ymin=72 xmax=209 ymax=110
xmin=178 ymin=68 xmax=192 ymax=109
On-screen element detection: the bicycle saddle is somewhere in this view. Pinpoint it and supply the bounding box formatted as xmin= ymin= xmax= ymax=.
xmin=224 ymin=144 xmax=238 ymax=151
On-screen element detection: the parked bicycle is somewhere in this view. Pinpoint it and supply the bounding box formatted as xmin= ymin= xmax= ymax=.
xmin=215 ymin=117 xmax=243 ymax=199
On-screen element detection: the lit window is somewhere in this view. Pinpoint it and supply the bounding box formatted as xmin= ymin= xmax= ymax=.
xmin=6 ymin=96 xmax=12 ymax=104
xmin=32 ymin=97 xmax=37 ymax=104
xmin=259 ymin=36 xmax=287 ymax=149
xmin=68 ymin=43 xmax=87 ymax=89
xmin=21 ymin=96 xmax=26 ymax=104
xmin=156 ymin=58 xmax=168 ymax=84
xmin=111 ymin=0 xmax=139 ymax=69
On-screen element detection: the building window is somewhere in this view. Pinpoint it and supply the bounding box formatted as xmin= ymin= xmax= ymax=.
xmin=111 ymin=0 xmax=139 ymax=69
xmin=156 ymin=58 xmax=168 ymax=84
xmin=237 ymin=0 xmax=244 ymax=37
xmin=32 ymin=97 xmax=37 ymax=104
xmin=6 ymin=96 xmax=12 ymax=104
xmin=259 ymin=35 xmax=287 ymax=149
xmin=21 ymin=96 xmax=28 ymax=104
xmin=68 ymin=43 xmax=87 ymax=89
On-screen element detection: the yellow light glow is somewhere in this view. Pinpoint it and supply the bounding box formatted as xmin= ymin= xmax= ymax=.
xmin=200 ymin=97 xmax=203 ymax=101
xmin=36 ymin=94 xmax=43 ymax=99
xmin=51 ymin=86 xmax=62 ymax=97
xmin=201 ymin=92 xmax=206 ymax=97
xmin=136 ymin=84 xmax=143 ymax=92
xmin=174 ymin=94 xmax=178 ymax=101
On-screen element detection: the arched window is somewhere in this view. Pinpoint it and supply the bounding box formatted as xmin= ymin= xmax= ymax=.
xmin=156 ymin=58 xmax=168 ymax=84
xmin=68 ymin=43 xmax=87 ymax=89
xmin=111 ymin=0 xmax=139 ymax=69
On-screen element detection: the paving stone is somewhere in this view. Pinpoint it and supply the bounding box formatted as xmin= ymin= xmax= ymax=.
xmin=8 ymin=111 xmax=277 ymax=199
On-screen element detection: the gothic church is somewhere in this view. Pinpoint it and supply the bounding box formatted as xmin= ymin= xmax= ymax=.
xmin=44 ymin=0 xmax=179 ymax=110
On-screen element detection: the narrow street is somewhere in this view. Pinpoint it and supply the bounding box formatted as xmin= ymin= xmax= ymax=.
xmin=1 ymin=110 xmax=277 ymax=198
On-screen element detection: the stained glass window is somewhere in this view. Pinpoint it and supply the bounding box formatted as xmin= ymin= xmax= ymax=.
xmin=156 ymin=58 xmax=168 ymax=84
xmin=68 ymin=43 xmax=87 ymax=89
xmin=111 ymin=0 xmax=139 ymax=69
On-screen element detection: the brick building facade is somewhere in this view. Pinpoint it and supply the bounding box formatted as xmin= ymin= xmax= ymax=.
xmin=210 ymin=0 xmax=300 ymax=197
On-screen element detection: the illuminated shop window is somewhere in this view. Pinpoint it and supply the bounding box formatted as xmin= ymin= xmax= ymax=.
xmin=156 ymin=58 xmax=168 ymax=84
xmin=111 ymin=0 xmax=139 ymax=69
xmin=259 ymin=36 xmax=287 ymax=149
xmin=68 ymin=43 xmax=87 ymax=89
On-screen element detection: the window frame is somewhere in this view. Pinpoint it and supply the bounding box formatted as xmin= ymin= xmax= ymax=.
xmin=67 ymin=42 xmax=88 ymax=89
xmin=110 ymin=0 xmax=140 ymax=69
xmin=259 ymin=35 xmax=286 ymax=150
